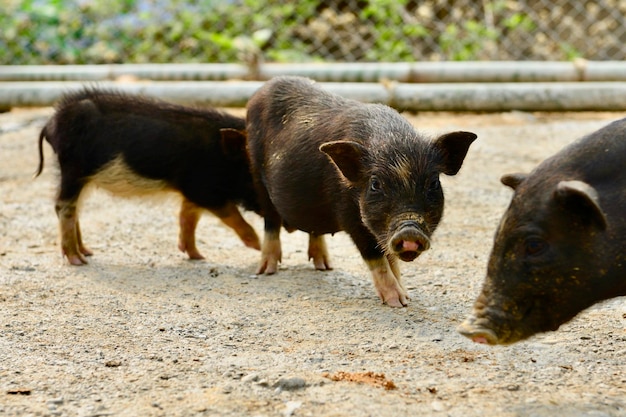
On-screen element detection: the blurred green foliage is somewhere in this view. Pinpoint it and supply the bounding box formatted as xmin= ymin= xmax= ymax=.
xmin=1 ymin=0 xmax=251 ymax=64
xmin=1 ymin=0 xmax=328 ymax=64
xmin=0 ymin=0 xmax=540 ymax=64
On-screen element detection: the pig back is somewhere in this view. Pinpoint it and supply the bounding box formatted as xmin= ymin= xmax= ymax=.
xmin=526 ymin=118 xmax=626 ymax=232
xmin=47 ymin=89 xmax=253 ymax=209
xmin=246 ymin=77 xmax=375 ymax=234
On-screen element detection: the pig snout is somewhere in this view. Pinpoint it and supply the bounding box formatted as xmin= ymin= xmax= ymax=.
xmin=457 ymin=294 xmax=542 ymax=345
xmin=457 ymin=314 xmax=500 ymax=345
xmin=389 ymin=221 xmax=431 ymax=262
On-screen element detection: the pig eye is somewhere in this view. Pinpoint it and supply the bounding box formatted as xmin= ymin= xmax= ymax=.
xmin=525 ymin=237 xmax=547 ymax=256
xmin=370 ymin=177 xmax=382 ymax=192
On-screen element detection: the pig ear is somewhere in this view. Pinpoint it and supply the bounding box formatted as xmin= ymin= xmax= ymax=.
xmin=433 ymin=131 xmax=477 ymax=175
xmin=553 ymin=180 xmax=607 ymax=230
xmin=500 ymin=173 xmax=528 ymax=190
xmin=220 ymin=128 xmax=247 ymax=156
xmin=319 ymin=140 xmax=367 ymax=183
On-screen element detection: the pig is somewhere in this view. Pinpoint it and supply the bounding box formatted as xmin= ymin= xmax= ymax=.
xmin=246 ymin=76 xmax=477 ymax=307
xmin=36 ymin=89 xmax=261 ymax=265
xmin=458 ymin=118 xmax=626 ymax=345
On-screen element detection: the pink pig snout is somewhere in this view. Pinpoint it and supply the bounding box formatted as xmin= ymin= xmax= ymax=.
xmin=390 ymin=221 xmax=431 ymax=262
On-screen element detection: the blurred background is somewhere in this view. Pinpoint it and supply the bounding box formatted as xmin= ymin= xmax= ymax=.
xmin=2 ymin=0 xmax=625 ymax=65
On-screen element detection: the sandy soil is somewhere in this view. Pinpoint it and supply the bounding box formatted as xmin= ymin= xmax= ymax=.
xmin=1 ymin=107 xmax=624 ymax=417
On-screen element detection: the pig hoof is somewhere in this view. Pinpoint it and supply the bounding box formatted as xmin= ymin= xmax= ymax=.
xmin=257 ymin=243 xmax=281 ymax=274
xmin=67 ymin=255 xmax=88 ymax=266
xmin=384 ymin=297 xmax=407 ymax=308
xmin=256 ymin=260 xmax=278 ymax=275
xmin=376 ymin=289 xmax=409 ymax=307
xmin=178 ymin=241 xmax=205 ymax=260
xmin=311 ymin=257 xmax=332 ymax=271
xmin=243 ymin=237 xmax=261 ymax=251
xmin=183 ymin=246 xmax=205 ymax=259
xmin=377 ymin=284 xmax=410 ymax=307
xmin=381 ymin=291 xmax=409 ymax=307
xmin=79 ymin=246 xmax=93 ymax=256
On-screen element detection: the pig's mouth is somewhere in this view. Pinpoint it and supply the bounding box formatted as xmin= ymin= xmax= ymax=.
xmin=457 ymin=315 xmax=500 ymax=345
xmin=389 ymin=221 xmax=431 ymax=262
xmin=458 ymin=298 xmax=557 ymax=345
xmin=397 ymin=246 xmax=420 ymax=262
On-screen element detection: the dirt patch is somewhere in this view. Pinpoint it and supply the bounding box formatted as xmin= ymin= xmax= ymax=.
xmin=323 ymin=371 xmax=397 ymax=390
xmin=1 ymin=107 xmax=624 ymax=416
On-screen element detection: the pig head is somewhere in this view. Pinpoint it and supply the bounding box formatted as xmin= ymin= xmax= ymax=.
xmin=459 ymin=118 xmax=626 ymax=345
xmin=320 ymin=131 xmax=476 ymax=264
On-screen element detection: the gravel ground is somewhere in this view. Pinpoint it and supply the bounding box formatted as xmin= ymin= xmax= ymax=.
xmin=1 ymin=107 xmax=625 ymax=417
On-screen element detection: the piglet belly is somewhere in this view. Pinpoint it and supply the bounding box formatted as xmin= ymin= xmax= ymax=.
xmin=277 ymin=202 xmax=340 ymax=235
xmin=89 ymin=156 xmax=170 ymax=197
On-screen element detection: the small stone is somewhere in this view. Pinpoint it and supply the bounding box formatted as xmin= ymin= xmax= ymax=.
xmin=47 ymin=397 xmax=64 ymax=405
xmin=105 ymin=360 xmax=122 ymax=368
xmin=242 ymin=373 xmax=260 ymax=383
xmin=283 ymin=401 xmax=302 ymax=417
xmin=274 ymin=377 xmax=306 ymax=391
xmin=431 ymin=400 xmax=445 ymax=412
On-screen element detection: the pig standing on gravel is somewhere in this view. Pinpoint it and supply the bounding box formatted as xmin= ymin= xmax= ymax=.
xmin=36 ymin=89 xmax=261 ymax=265
xmin=459 ymin=118 xmax=626 ymax=345
xmin=246 ymin=76 xmax=477 ymax=307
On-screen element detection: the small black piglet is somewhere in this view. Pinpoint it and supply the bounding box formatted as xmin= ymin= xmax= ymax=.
xmin=36 ymin=89 xmax=260 ymax=265
xmin=246 ymin=76 xmax=476 ymax=307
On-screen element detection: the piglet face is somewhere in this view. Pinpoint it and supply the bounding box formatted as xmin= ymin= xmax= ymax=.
xmin=360 ymin=155 xmax=441 ymax=262
xmin=321 ymin=130 xmax=476 ymax=262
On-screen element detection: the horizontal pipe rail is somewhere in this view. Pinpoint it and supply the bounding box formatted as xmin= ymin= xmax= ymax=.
xmin=1 ymin=81 xmax=626 ymax=112
xmin=2 ymin=60 xmax=626 ymax=83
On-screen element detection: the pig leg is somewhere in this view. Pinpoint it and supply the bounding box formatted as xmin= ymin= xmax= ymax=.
xmin=55 ymin=199 xmax=88 ymax=265
xmin=55 ymin=173 xmax=90 ymax=265
xmin=308 ymin=234 xmax=332 ymax=270
xmin=178 ymin=199 xmax=205 ymax=260
xmin=386 ymin=254 xmax=407 ymax=294
xmin=251 ymin=180 xmax=283 ymax=274
xmin=179 ymin=199 xmax=261 ymax=259
xmin=365 ymin=257 xmax=409 ymax=307
xmin=348 ymin=227 xmax=408 ymax=307
xmin=75 ymin=220 xmax=93 ymax=257
xmin=208 ymin=202 xmax=261 ymax=251
xmin=257 ymin=229 xmax=282 ymax=274
xmin=256 ymin=206 xmax=283 ymax=274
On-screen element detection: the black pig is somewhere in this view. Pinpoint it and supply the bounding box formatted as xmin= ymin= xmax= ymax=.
xmin=246 ymin=76 xmax=476 ymax=307
xmin=459 ymin=118 xmax=626 ymax=345
xmin=36 ymin=89 xmax=261 ymax=265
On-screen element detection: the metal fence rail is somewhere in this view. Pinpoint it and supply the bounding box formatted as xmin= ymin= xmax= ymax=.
xmin=2 ymin=0 xmax=625 ymax=64
xmin=3 ymin=80 xmax=626 ymax=112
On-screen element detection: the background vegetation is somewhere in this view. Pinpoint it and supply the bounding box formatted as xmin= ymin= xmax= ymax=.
xmin=2 ymin=0 xmax=620 ymax=65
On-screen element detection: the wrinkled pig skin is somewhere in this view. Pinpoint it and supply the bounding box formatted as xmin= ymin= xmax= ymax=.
xmin=246 ymin=76 xmax=477 ymax=307
xmin=36 ymin=89 xmax=261 ymax=265
xmin=459 ymin=118 xmax=626 ymax=345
